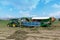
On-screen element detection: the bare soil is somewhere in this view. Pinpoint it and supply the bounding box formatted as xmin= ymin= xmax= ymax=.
xmin=7 ymin=29 xmax=60 ymax=40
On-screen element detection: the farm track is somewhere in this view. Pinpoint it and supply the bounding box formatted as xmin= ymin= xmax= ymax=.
xmin=0 ymin=27 xmax=60 ymax=40
xmin=0 ymin=32 xmax=15 ymax=40
xmin=7 ymin=29 xmax=60 ymax=40
xmin=26 ymin=30 xmax=60 ymax=40
xmin=0 ymin=27 xmax=17 ymax=40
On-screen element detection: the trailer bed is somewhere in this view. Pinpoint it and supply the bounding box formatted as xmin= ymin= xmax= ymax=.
xmin=21 ymin=21 xmax=41 ymax=27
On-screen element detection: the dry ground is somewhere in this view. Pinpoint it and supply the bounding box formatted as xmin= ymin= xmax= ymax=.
xmin=0 ymin=20 xmax=60 ymax=40
xmin=0 ymin=27 xmax=60 ymax=40
xmin=7 ymin=29 xmax=60 ymax=40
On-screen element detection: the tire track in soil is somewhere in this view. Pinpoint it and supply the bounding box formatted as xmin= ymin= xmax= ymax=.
xmin=7 ymin=30 xmax=60 ymax=40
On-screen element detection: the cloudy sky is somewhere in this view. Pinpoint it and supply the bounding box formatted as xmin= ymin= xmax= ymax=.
xmin=0 ymin=0 xmax=60 ymax=18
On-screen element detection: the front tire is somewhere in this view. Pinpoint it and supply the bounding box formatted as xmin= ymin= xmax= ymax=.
xmin=13 ymin=24 xmax=16 ymax=27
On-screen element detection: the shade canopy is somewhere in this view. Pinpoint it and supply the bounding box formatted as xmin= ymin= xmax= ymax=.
xmin=32 ymin=17 xmax=50 ymax=19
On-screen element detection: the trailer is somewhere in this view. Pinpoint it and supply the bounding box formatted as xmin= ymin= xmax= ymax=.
xmin=21 ymin=17 xmax=55 ymax=27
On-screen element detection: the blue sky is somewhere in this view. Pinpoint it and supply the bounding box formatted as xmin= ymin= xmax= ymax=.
xmin=0 ymin=0 xmax=60 ymax=18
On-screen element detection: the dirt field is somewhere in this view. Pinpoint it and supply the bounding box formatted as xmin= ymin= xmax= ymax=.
xmin=0 ymin=27 xmax=60 ymax=40
xmin=0 ymin=20 xmax=60 ymax=40
xmin=6 ymin=29 xmax=60 ymax=40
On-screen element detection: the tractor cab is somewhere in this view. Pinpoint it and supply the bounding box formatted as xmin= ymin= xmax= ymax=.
xmin=7 ymin=19 xmax=20 ymax=27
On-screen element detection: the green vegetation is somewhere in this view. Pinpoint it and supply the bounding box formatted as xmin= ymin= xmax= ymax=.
xmin=0 ymin=20 xmax=9 ymax=28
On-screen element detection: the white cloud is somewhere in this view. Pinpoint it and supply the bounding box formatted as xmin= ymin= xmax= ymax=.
xmin=44 ymin=0 xmax=52 ymax=4
xmin=19 ymin=11 xmax=30 ymax=17
xmin=52 ymin=4 xmax=60 ymax=8
xmin=0 ymin=14 xmax=15 ymax=18
xmin=30 ymin=15 xmax=37 ymax=17
xmin=9 ymin=8 xmax=13 ymax=12
xmin=0 ymin=0 xmax=40 ymax=17
xmin=29 ymin=0 xmax=40 ymax=10
xmin=19 ymin=11 xmax=38 ymax=17
xmin=49 ymin=11 xmax=60 ymax=17
xmin=17 ymin=0 xmax=40 ymax=17
xmin=6 ymin=14 xmax=15 ymax=18
xmin=11 ymin=0 xmax=40 ymax=11
xmin=0 ymin=1 xmax=11 ymax=6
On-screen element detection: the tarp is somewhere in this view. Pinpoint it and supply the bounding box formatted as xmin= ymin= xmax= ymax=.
xmin=21 ymin=21 xmax=41 ymax=27
xmin=32 ymin=17 xmax=50 ymax=19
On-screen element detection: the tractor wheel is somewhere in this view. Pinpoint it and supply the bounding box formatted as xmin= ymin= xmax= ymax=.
xmin=7 ymin=25 xmax=9 ymax=27
xmin=13 ymin=24 xmax=16 ymax=27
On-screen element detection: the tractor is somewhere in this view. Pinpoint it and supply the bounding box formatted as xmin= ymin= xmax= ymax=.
xmin=7 ymin=18 xmax=20 ymax=27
